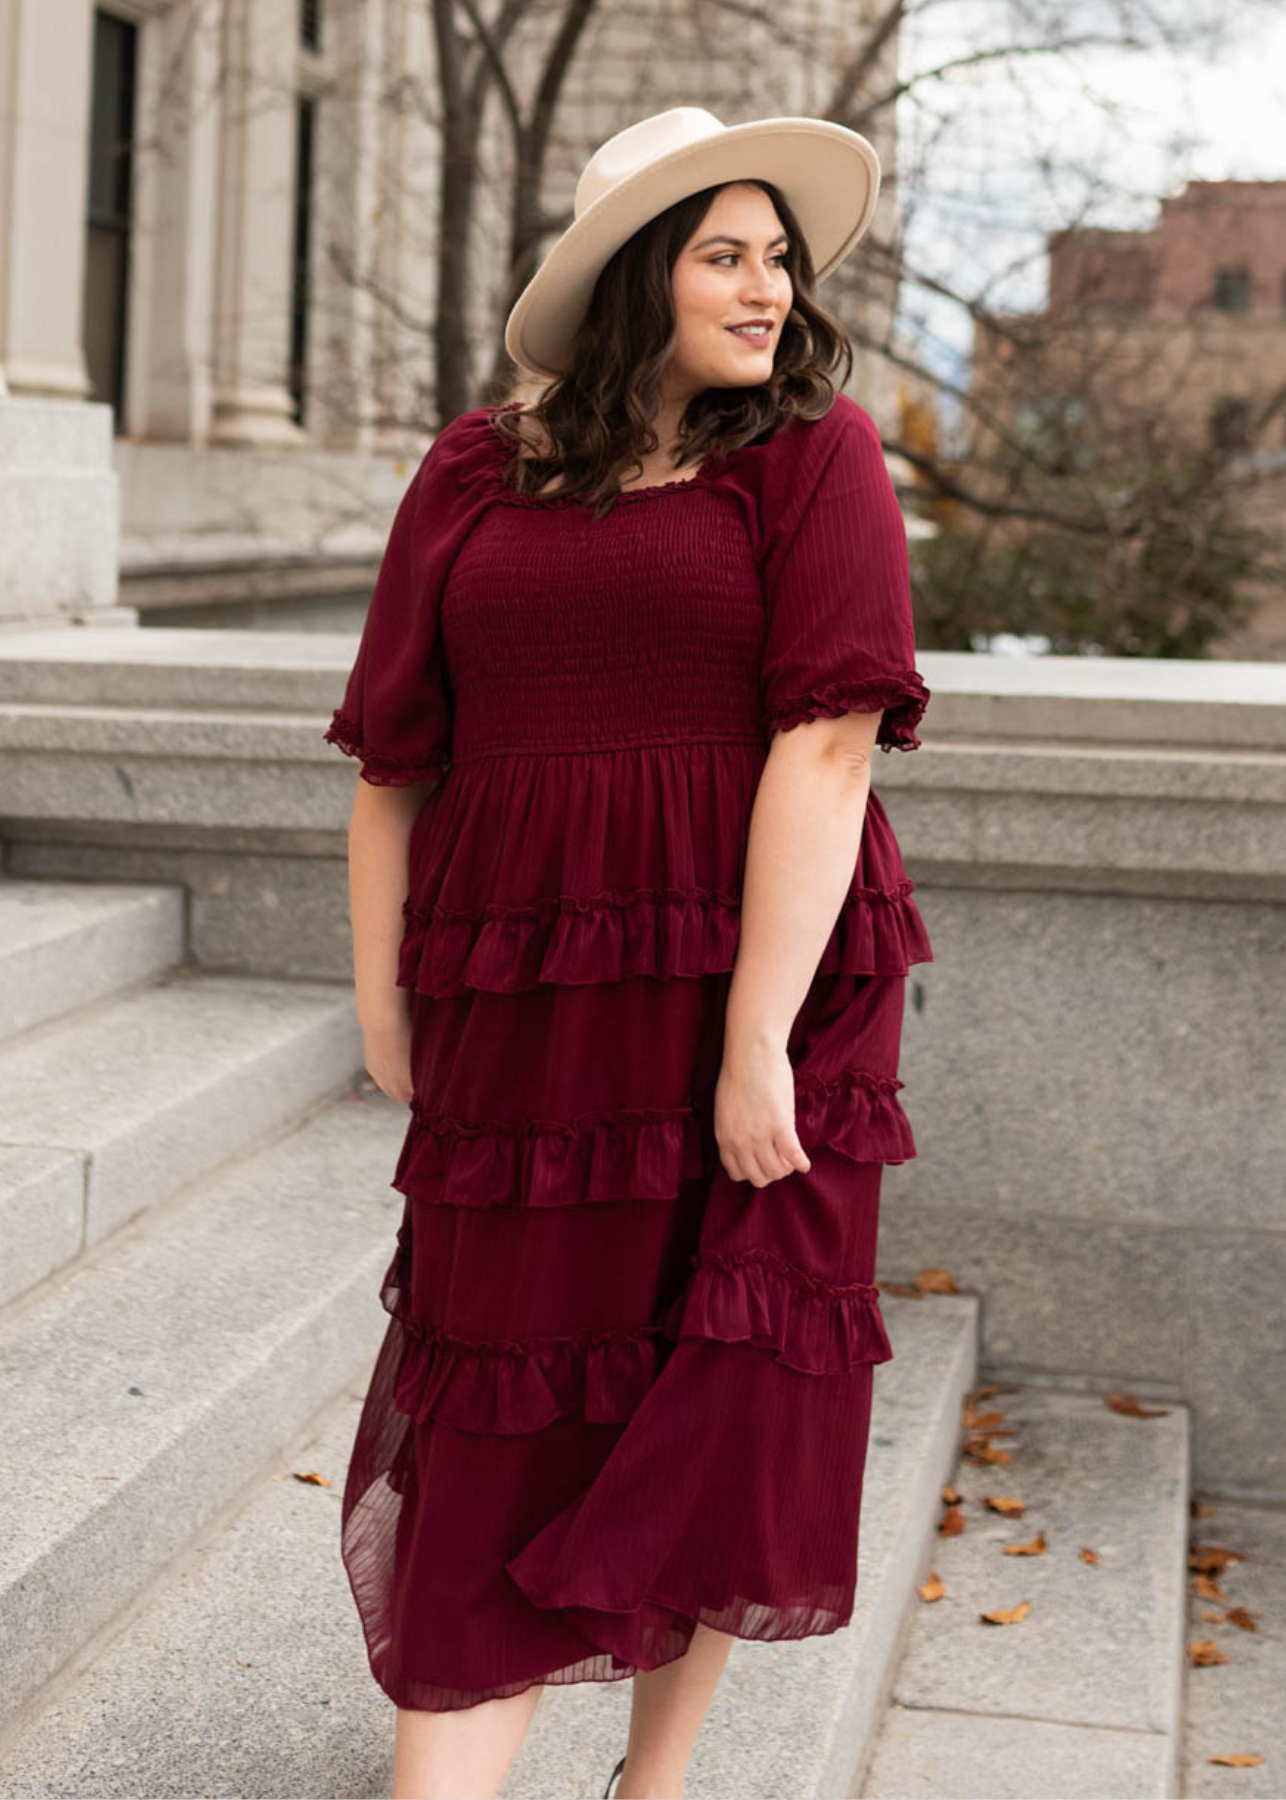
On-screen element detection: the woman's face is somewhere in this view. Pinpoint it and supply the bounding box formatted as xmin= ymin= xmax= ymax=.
xmin=666 ymin=183 xmax=793 ymax=398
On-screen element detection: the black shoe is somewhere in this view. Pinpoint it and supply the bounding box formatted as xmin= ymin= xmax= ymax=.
xmin=603 ymin=1752 xmax=626 ymax=1798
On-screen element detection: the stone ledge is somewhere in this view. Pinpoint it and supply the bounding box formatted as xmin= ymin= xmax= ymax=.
xmin=1 ymin=702 xmax=1282 ymax=795
xmin=2 ymin=630 xmax=1283 ymax=963
xmin=1 ymin=631 xmax=1284 ymax=749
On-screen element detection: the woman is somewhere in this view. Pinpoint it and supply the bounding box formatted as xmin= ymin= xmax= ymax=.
xmin=324 ymin=105 xmax=933 ymax=1800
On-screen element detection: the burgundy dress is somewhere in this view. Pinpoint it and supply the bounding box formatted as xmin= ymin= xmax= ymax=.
xmin=323 ymin=392 xmax=933 ymax=1712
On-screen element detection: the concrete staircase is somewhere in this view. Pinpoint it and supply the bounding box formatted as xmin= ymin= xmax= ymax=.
xmin=0 ymin=877 xmax=1200 ymax=1799
xmin=0 ymin=874 xmax=407 ymax=1741
xmin=858 ymin=1380 xmax=1192 ymax=1799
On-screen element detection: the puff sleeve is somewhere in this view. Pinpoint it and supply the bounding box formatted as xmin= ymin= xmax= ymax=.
xmin=758 ymin=394 xmax=930 ymax=753
xmin=323 ymin=444 xmax=454 ymax=786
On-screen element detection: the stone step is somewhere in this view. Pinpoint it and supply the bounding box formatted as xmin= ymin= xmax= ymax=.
xmin=0 ymin=1085 xmax=408 ymax=1734
xmin=1181 ymin=1496 xmax=1285 ymax=1800
xmin=858 ymin=1382 xmax=1191 ymax=1799
xmin=0 ymin=967 xmax=362 ymax=1309
xmin=0 ymin=876 xmax=185 ymax=1038
xmin=0 ymin=1287 xmax=978 ymax=1798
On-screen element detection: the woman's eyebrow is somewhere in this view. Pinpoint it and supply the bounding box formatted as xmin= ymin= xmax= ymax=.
xmin=689 ymin=233 xmax=790 ymax=251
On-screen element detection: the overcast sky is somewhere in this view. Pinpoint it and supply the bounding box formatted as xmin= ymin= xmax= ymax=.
xmin=891 ymin=1 xmax=1286 ymax=390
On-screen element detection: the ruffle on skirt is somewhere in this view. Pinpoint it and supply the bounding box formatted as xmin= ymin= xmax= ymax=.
xmin=392 ymin=1315 xmax=673 ymax=1435
xmin=391 ymin=1065 xmax=915 ymax=1210
xmin=660 ymin=1245 xmax=893 ymax=1375
xmin=394 ymin=737 xmax=933 ymax=999
xmin=381 ymin=1231 xmax=893 ymax=1437
xmin=397 ymin=878 xmax=930 ymax=995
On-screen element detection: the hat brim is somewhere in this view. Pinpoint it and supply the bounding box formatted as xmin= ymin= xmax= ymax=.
xmin=504 ymin=116 xmax=880 ymax=378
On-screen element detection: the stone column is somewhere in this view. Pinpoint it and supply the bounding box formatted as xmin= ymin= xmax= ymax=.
xmin=0 ymin=0 xmax=95 ymax=401
xmin=0 ymin=0 xmax=120 ymax=625
xmin=379 ymin=0 xmax=437 ymax=447
xmin=125 ymin=4 xmax=222 ymax=444
xmin=209 ymin=0 xmax=304 ymax=446
xmin=304 ymin=0 xmax=384 ymax=451
xmin=301 ymin=0 xmax=435 ymax=451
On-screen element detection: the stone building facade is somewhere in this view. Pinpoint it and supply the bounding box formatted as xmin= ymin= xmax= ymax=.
xmin=1 ymin=0 xmax=442 ymax=453
xmin=1 ymin=0 xmax=900 ymax=535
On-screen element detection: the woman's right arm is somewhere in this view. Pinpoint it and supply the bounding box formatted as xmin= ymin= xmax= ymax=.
xmin=345 ymin=777 xmax=439 ymax=1105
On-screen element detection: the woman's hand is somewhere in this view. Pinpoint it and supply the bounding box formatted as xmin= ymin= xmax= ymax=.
xmin=713 ymin=1034 xmax=812 ymax=1188
xmin=361 ymin=995 xmax=415 ymax=1106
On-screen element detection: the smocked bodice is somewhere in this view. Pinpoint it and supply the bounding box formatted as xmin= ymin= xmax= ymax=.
xmin=443 ymin=484 xmax=767 ymax=762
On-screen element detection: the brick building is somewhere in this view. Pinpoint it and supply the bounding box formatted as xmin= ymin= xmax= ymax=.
xmin=968 ymin=179 xmax=1286 ymax=657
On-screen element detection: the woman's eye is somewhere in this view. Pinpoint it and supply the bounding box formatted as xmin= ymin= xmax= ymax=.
xmin=712 ymin=252 xmax=789 ymax=267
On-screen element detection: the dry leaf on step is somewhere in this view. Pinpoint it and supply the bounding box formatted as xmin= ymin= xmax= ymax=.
xmin=1003 ymin=1532 xmax=1047 ymax=1557
xmin=914 ymin=1268 xmax=959 ymax=1293
xmin=1106 ymin=1391 xmax=1170 ymax=1418
xmin=980 ymin=1599 xmax=1032 ymax=1625
xmin=940 ymin=1502 xmax=966 ymax=1537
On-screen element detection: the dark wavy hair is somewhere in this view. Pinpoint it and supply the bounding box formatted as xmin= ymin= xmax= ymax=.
xmin=490 ymin=178 xmax=855 ymax=519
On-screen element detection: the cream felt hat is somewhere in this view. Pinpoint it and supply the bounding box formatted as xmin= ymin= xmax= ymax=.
xmin=503 ymin=105 xmax=881 ymax=378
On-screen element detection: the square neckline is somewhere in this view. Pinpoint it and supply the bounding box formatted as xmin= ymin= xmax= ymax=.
xmin=485 ymin=401 xmax=719 ymax=507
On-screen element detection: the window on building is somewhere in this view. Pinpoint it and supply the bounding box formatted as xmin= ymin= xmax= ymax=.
xmin=82 ymin=9 xmax=137 ymax=428
xmin=1209 ymin=397 xmax=1251 ymax=454
xmin=1212 ymin=266 xmax=1250 ymax=312
xmin=287 ymin=96 xmax=316 ymax=425
xmin=301 ymin=0 xmax=322 ymax=50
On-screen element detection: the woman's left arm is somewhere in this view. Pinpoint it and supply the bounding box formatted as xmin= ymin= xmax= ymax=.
xmin=720 ymin=394 xmax=931 ymax=1189
xmin=716 ymin=707 xmax=883 ymax=1188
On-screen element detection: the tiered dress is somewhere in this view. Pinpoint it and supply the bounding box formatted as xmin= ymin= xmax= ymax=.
xmin=323 ymin=391 xmax=933 ymax=1712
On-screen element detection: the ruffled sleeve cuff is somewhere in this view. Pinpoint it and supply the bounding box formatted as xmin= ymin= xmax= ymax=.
xmin=323 ymin=709 xmax=453 ymax=786
xmin=761 ymin=669 xmax=931 ymax=753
